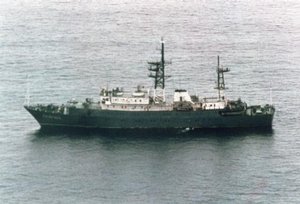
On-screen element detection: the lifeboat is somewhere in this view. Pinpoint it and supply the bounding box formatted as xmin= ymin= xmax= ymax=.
xmin=132 ymin=92 xmax=145 ymax=97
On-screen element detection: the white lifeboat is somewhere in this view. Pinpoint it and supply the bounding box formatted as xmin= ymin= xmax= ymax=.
xmin=132 ymin=85 xmax=146 ymax=97
xmin=132 ymin=92 xmax=145 ymax=97
xmin=115 ymin=92 xmax=124 ymax=96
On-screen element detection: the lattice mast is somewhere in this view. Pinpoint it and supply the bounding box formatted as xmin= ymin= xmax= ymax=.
xmin=215 ymin=56 xmax=230 ymax=100
xmin=148 ymin=38 xmax=169 ymax=103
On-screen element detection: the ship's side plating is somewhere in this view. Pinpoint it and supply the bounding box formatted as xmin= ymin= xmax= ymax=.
xmin=24 ymin=104 xmax=274 ymax=129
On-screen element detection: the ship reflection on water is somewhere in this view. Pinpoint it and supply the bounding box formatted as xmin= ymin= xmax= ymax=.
xmin=30 ymin=126 xmax=274 ymax=141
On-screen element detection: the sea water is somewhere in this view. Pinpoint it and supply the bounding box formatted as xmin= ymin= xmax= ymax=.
xmin=0 ymin=0 xmax=299 ymax=203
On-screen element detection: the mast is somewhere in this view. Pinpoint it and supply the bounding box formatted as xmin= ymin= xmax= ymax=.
xmin=161 ymin=38 xmax=165 ymax=89
xmin=148 ymin=38 xmax=170 ymax=103
xmin=215 ymin=56 xmax=229 ymax=100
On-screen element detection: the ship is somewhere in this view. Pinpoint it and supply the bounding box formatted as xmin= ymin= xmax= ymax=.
xmin=24 ymin=39 xmax=275 ymax=130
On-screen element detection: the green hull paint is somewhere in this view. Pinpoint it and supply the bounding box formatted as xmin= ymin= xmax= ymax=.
xmin=25 ymin=106 xmax=274 ymax=129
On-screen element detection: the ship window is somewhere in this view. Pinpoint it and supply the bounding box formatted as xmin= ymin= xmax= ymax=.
xmin=141 ymin=106 xmax=143 ymax=108
xmin=125 ymin=106 xmax=127 ymax=108
xmin=135 ymin=100 xmax=137 ymax=102
xmin=140 ymin=100 xmax=142 ymax=102
xmin=107 ymin=105 xmax=109 ymax=108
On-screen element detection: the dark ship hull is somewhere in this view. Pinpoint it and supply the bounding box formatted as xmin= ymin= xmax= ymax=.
xmin=25 ymin=105 xmax=274 ymax=129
